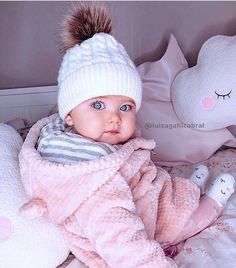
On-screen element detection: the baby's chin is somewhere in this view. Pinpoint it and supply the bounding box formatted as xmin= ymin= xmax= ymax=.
xmin=99 ymin=136 xmax=124 ymax=145
xmin=99 ymin=133 xmax=134 ymax=145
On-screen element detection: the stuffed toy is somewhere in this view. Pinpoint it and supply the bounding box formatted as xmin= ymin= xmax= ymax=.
xmin=171 ymin=35 xmax=236 ymax=130
xmin=0 ymin=123 xmax=69 ymax=268
xmin=137 ymin=34 xmax=236 ymax=166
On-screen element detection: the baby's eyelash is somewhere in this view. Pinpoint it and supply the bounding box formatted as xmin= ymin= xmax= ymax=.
xmin=120 ymin=104 xmax=133 ymax=111
xmin=215 ymin=90 xmax=232 ymax=99
xmin=90 ymin=100 xmax=105 ymax=110
xmin=93 ymin=99 xmax=102 ymax=102
xmin=89 ymin=99 xmax=103 ymax=105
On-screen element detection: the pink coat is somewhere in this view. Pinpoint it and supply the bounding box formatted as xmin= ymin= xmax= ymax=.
xmin=19 ymin=115 xmax=200 ymax=268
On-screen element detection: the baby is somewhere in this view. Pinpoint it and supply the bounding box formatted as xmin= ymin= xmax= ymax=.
xmin=20 ymin=3 xmax=235 ymax=267
xmin=37 ymin=94 xmax=135 ymax=163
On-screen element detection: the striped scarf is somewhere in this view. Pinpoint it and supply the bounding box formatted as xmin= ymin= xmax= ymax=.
xmin=37 ymin=115 xmax=119 ymax=164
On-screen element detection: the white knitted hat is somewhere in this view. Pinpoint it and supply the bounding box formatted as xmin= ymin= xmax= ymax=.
xmin=58 ymin=33 xmax=142 ymax=119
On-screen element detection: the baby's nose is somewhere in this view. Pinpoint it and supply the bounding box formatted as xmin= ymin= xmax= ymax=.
xmin=108 ymin=113 xmax=121 ymax=124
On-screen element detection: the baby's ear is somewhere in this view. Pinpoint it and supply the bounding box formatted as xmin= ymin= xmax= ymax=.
xmin=65 ymin=114 xmax=73 ymax=126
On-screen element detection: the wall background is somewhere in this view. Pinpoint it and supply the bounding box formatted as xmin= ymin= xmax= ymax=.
xmin=1 ymin=1 xmax=236 ymax=89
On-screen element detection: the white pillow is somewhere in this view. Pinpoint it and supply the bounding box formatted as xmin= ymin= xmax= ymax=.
xmin=171 ymin=35 xmax=236 ymax=130
xmin=0 ymin=123 xmax=69 ymax=268
xmin=137 ymin=35 xmax=236 ymax=166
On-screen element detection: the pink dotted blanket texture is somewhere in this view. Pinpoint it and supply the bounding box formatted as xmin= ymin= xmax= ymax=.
xmin=60 ymin=148 xmax=236 ymax=268
xmin=57 ymin=149 xmax=236 ymax=268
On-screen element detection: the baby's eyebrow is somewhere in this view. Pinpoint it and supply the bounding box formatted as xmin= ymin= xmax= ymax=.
xmin=123 ymin=100 xmax=135 ymax=106
xmin=127 ymin=100 xmax=135 ymax=105
xmin=118 ymin=98 xmax=135 ymax=104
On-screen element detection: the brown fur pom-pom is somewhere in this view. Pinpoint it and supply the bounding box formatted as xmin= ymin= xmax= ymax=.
xmin=60 ymin=2 xmax=112 ymax=52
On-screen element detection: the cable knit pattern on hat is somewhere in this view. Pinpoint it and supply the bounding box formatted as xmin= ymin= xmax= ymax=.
xmin=58 ymin=33 xmax=142 ymax=119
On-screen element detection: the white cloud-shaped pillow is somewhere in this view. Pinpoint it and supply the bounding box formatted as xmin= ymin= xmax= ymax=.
xmin=0 ymin=124 xmax=69 ymax=268
xmin=137 ymin=34 xmax=236 ymax=166
xmin=171 ymin=35 xmax=236 ymax=130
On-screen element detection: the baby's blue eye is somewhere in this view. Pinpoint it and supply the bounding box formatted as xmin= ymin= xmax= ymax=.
xmin=91 ymin=101 xmax=105 ymax=110
xmin=120 ymin=104 xmax=132 ymax=112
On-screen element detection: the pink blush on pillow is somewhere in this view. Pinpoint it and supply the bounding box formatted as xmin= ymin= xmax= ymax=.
xmin=200 ymin=96 xmax=216 ymax=110
xmin=0 ymin=217 xmax=13 ymax=240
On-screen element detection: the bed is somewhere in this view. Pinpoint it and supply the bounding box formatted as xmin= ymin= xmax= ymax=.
xmin=0 ymin=85 xmax=57 ymax=125
xmin=0 ymin=84 xmax=236 ymax=268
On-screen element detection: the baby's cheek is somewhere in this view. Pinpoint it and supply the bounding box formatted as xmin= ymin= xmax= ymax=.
xmin=200 ymin=96 xmax=216 ymax=110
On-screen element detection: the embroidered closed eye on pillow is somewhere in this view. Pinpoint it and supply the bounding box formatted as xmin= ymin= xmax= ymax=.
xmin=137 ymin=34 xmax=236 ymax=166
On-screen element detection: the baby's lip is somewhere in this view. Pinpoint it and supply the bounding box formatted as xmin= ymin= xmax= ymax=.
xmin=105 ymin=129 xmax=119 ymax=134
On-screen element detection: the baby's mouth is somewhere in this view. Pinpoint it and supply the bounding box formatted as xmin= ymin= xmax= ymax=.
xmin=105 ymin=129 xmax=119 ymax=134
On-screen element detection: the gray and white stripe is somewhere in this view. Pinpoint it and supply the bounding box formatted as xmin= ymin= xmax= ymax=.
xmin=37 ymin=116 xmax=119 ymax=164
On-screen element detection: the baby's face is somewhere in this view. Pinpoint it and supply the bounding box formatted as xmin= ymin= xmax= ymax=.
xmin=65 ymin=95 xmax=136 ymax=145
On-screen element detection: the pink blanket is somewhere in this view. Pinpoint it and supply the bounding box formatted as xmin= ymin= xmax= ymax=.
xmin=19 ymin=115 xmax=200 ymax=268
